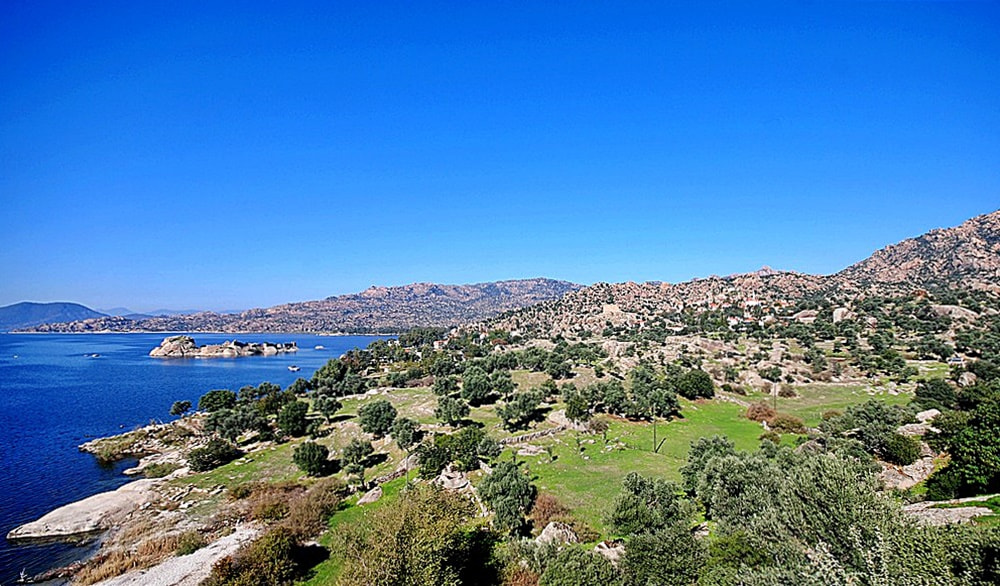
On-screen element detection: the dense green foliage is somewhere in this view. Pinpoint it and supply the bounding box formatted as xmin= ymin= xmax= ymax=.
xmin=478 ymin=462 xmax=536 ymax=535
xmin=188 ymin=438 xmax=241 ymax=472
xmin=358 ymin=399 xmax=398 ymax=437
xmin=198 ymin=389 xmax=236 ymax=412
xmin=293 ymin=441 xmax=331 ymax=476
xmin=277 ymin=401 xmax=310 ymax=437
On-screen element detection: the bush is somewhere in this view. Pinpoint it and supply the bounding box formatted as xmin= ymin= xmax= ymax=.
xmin=882 ymin=433 xmax=921 ymax=466
xmin=170 ymin=400 xmax=192 ymax=416
xmin=540 ymin=546 xmax=622 ymax=586
xmin=281 ymin=478 xmax=343 ymax=540
xmin=530 ymin=494 xmax=571 ymax=532
xmin=768 ymin=413 xmax=806 ymax=434
xmin=778 ymin=385 xmax=798 ymax=398
xmin=204 ymin=527 xmax=303 ymax=586
xmin=176 ymin=530 xmax=206 ymax=556
xmin=188 ymin=439 xmax=241 ymax=472
xmin=746 ymin=402 xmax=776 ymax=422
xmin=142 ymin=462 xmax=181 ymax=478
xmin=676 ymin=369 xmax=715 ymax=400
xmin=479 ymin=462 xmax=537 ymax=535
xmin=293 ymin=441 xmax=331 ymax=476
xmin=759 ymin=430 xmax=781 ymax=444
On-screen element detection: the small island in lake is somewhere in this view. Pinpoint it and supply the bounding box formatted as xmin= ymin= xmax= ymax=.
xmin=148 ymin=335 xmax=297 ymax=358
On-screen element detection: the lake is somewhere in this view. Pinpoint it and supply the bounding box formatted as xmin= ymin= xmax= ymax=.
xmin=0 ymin=332 xmax=389 ymax=583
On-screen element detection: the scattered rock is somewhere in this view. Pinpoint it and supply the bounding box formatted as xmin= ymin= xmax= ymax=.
xmin=959 ymin=372 xmax=978 ymax=387
xmin=516 ymin=445 xmax=546 ymax=456
xmin=594 ymin=539 xmax=625 ymax=565
xmin=903 ymin=496 xmax=998 ymax=526
xmin=916 ymin=409 xmax=941 ymax=423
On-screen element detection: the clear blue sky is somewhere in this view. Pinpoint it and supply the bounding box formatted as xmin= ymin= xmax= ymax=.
xmin=1 ymin=1 xmax=998 ymax=312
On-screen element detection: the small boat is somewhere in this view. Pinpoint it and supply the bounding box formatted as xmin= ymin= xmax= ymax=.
xmin=288 ymin=365 xmax=301 ymax=372
xmin=314 ymin=345 xmax=325 ymax=350
xmin=89 ymin=353 xmax=101 ymax=358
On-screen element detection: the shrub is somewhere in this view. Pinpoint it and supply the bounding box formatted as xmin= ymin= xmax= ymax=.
xmin=170 ymin=400 xmax=192 ymax=416
xmin=176 ymin=530 xmax=206 ymax=556
xmin=293 ymin=441 xmax=331 ymax=476
xmin=882 ymin=433 xmax=921 ymax=466
xmin=188 ymin=439 xmax=241 ymax=472
xmin=530 ymin=494 xmax=571 ymax=532
xmin=281 ymin=478 xmax=343 ymax=540
xmin=768 ymin=413 xmax=806 ymax=434
xmin=676 ymin=369 xmax=715 ymax=400
xmin=746 ymin=402 xmax=776 ymax=422
xmin=759 ymin=430 xmax=781 ymax=444
xmin=142 ymin=462 xmax=181 ymax=478
xmin=778 ymin=385 xmax=798 ymax=398
xmin=204 ymin=527 xmax=303 ymax=586
xmin=539 ymin=546 xmax=622 ymax=586
xmin=479 ymin=462 xmax=537 ymax=535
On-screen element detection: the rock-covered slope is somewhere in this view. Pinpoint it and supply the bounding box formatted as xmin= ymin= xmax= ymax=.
xmin=833 ymin=210 xmax=1000 ymax=291
xmin=489 ymin=209 xmax=1000 ymax=336
xmin=24 ymin=278 xmax=581 ymax=334
xmin=0 ymin=301 xmax=105 ymax=331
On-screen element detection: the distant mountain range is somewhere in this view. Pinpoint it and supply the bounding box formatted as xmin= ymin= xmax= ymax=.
xmin=488 ymin=210 xmax=1000 ymax=336
xmin=0 ymin=302 xmax=106 ymax=331
xmin=12 ymin=210 xmax=1000 ymax=335
xmin=19 ymin=278 xmax=583 ymax=334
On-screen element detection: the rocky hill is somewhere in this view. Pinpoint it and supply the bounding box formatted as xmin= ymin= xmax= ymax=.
xmin=833 ymin=210 xmax=1000 ymax=291
xmin=0 ymin=302 xmax=105 ymax=331
xmin=488 ymin=210 xmax=1000 ymax=337
xmin=23 ymin=278 xmax=581 ymax=334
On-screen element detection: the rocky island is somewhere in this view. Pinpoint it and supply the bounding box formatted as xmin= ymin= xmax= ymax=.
xmin=148 ymin=335 xmax=297 ymax=358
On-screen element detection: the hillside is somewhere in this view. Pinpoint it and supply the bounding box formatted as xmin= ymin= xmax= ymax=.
xmin=834 ymin=210 xmax=1000 ymax=290
xmin=490 ymin=210 xmax=1000 ymax=337
xmin=0 ymin=302 xmax=105 ymax=331
xmin=22 ymin=278 xmax=581 ymax=334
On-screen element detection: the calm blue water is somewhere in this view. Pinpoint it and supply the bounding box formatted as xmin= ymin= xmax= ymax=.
xmin=0 ymin=333 xmax=388 ymax=583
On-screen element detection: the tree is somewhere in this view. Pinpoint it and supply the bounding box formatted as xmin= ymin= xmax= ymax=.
xmin=478 ymin=461 xmax=536 ymax=535
xmin=358 ymin=399 xmax=398 ymax=437
xmin=293 ymin=441 xmax=331 ymax=476
xmin=188 ymin=438 xmax=241 ymax=472
xmin=680 ymin=435 xmax=736 ymax=495
xmin=676 ymin=369 xmax=715 ymax=400
xmin=314 ymin=395 xmax=342 ymax=422
xmin=277 ymin=401 xmax=309 ymax=437
xmin=343 ymin=438 xmax=374 ymax=470
xmin=206 ymin=406 xmax=271 ymax=442
xmin=620 ymin=526 xmax=705 ymax=586
xmin=432 ymin=375 xmax=460 ymax=397
xmin=391 ymin=417 xmax=420 ymax=452
xmin=608 ymin=472 xmax=693 ymax=536
xmin=170 ymin=400 xmax=192 ymax=416
xmin=461 ymin=366 xmax=492 ymax=405
xmin=564 ymin=390 xmax=591 ymax=423
xmin=199 ymin=389 xmax=236 ymax=412
xmin=434 ymin=396 xmax=470 ymax=426
xmin=497 ymin=390 xmax=544 ymax=431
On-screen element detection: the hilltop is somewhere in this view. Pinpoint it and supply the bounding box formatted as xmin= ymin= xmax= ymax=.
xmin=489 ymin=210 xmax=1000 ymax=337
xmin=23 ymin=278 xmax=581 ymax=334
xmin=0 ymin=301 xmax=105 ymax=331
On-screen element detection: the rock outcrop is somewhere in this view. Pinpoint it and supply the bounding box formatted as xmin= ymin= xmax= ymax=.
xmin=7 ymin=479 xmax=157 ymax=541
xmin=148 ymin=336 xmax=297 ymax=358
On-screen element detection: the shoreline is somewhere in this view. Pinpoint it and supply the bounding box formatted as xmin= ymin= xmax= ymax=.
xmin=4 ymin=330 xmax=402 ymax=336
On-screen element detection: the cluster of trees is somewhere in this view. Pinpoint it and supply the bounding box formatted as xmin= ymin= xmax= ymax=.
xmin=563 ymin=363 xmax=712 ymax=423
xmin=921 ymin=358 xmax=1000 ymax=498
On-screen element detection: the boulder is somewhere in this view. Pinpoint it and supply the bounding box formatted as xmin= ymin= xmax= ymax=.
xmin=594 ymin=540 xmax=625 ymax=565
xmin=357 ymin=486 xmax=383 ymax=506
xmin=832 ymin=307 xmax=854 ymax=323
xmin=958 ymin=372 xmax=978 ymax=387
xmin=916 ymin=409 xmax=941 ymax=423
xmin=535 ymin=522 xmax=579 ymax=546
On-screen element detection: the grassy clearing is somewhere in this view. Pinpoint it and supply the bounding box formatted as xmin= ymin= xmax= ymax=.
xmin=743 ymin=383 xmax=911 ymax=426
xmin=515 ymin=400 xmax=763 ymax=533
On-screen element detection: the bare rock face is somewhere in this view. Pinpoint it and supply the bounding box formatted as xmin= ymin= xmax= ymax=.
xmin=594 ymin=540 xmax=626 ymax=564
xmin=832 ymin=307 xmax=854 ymax=323
xmin=535 ymin=522 xmax=579 ymax=546
xmin=903 ymin=496 xmax=1000 ymax=526
xmin=880 ymin=457 xmax=935 ymax=491
xmin=7 ymin=479 xmax=157 ymax=541
xmin=149 ymin=336 xmax=297 ymax=358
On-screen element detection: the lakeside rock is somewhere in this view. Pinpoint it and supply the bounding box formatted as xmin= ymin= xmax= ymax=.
xmin=7 ymin=479 xmax=158 ymax=541
xmin=148 ymin=335 xmax=297 ymax=358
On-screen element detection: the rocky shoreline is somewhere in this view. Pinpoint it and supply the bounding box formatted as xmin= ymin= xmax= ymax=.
xmin=148 ymin=335 xmax=297 ymax=358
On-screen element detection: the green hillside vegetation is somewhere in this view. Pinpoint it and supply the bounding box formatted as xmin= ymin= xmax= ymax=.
xmin=74 ymin=297 xmax=1000 ymax=585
